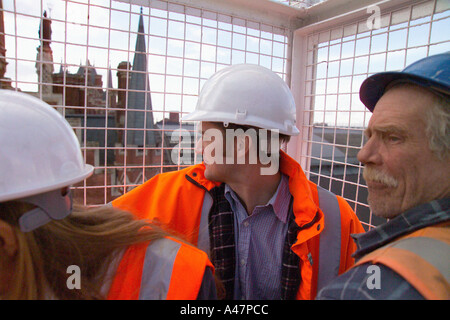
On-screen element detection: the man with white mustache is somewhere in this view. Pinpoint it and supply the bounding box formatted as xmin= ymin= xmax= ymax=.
xmin=317 ymin=53 xmax=450 ymax=300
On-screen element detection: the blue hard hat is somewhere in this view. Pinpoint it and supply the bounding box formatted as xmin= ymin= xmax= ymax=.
xmin=359 ymin=52 xmax=450 ymax=112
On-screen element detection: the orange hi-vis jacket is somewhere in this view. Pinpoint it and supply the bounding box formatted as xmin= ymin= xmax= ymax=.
xmin=112 ymin=151 xmax=365 ymax=299
xmin=354 ymin=222 xmax=450 ymax=300
xmin=107 ymin=237 xmax=214 ymax=300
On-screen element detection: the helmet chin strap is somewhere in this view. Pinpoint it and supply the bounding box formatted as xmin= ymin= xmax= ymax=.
xmin=18 ymin=188 xmax=73 ymax=232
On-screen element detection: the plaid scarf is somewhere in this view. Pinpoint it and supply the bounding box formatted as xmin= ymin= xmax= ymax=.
xmin=208 ymin=184 xmax=301 ymax=300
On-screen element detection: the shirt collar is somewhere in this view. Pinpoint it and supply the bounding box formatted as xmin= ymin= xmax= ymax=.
xmin=224 ymin=174 xmax=291 ymax=224
xmin=352 ymin=198 xmax=450 ymax=259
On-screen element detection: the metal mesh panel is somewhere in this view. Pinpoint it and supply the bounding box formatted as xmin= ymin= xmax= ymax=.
xmin=300 ymin=0 xmax=450 ymax=229
xmin=3 ymin=0 xmax=448 ymax=231
xmin=1 ymin=0 xmax=290 ymax=205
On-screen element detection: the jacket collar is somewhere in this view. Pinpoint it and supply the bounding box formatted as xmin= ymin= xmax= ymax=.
xmin=185 ymin=151 xmax=322 ymax=242
xmin=279 ymin=150 xmax=320 ymax=229
xmin=185 ymin=163 xmax=220 ymax=191
xmin=352 ymin=198 xmax=450 ymax=259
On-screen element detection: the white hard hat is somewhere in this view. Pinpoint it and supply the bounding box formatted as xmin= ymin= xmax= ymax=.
xmin=0 ymin=90 xmax=93 ymax=203
xmin=181 ymin=64 xmax=299 ymax=136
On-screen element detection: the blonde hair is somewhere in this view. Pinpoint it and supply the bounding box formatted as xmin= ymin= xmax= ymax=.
xmin=0 ymin=202 xmax=169 ymax=300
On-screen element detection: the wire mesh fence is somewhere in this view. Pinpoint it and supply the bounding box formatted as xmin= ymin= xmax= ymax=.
xmin=298 ymin=0 xmax=449 ymax=229
xmin=1 ymin=0 xmax=290 ymax=205
xmin=1 ymin=0 xmax=449 ymax=230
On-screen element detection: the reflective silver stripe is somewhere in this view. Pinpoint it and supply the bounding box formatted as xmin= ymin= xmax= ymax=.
xmin=197 ymin=192 xmax=213 ymax=257
xmin=389 ymin=236 xmax=450 ymax=283
xmin=138 ymin=238 xmax=182 ymax=300
xmin=316 ymin=186 xmax=341 ymax=291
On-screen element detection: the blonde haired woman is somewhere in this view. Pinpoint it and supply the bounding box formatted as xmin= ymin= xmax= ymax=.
xmin=0 ymin=90 xmax=216 ymax=300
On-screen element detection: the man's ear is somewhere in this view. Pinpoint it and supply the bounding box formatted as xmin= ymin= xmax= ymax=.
xmin=236 ymin=134 xmax=252 ymax=160
xmin=0 ymin=220 xmax=18 ymax=257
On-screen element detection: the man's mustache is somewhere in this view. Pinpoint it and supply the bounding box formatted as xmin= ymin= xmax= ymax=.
xmin=363 ymin=167 xmax=399 ymax=188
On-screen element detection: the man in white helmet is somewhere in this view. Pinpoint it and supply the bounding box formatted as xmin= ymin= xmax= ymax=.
xmin=112 ymin=64 xmax=364 ymax=300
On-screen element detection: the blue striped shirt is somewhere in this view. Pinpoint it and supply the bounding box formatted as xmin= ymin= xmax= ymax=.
xmin=224 ymin=174 xmax=291 ymax=300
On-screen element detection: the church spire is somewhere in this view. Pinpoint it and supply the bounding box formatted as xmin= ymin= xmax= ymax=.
xmin=126 ymin=8 xmax=156 ymax=147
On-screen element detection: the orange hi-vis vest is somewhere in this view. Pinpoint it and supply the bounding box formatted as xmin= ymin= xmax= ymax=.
xmin=354 ymin=222 xmax=450 ymax=300
xmin=107 ymin=237 xmax=214 ymax=300
xmin=112 ymin=151 xmax=364 ymax=299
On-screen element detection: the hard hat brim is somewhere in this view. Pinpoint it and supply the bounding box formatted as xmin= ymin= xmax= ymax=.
xmin=0 ymin=164 xmax=94 ymax=203
xmin=360 ymin=70 xmax=450 ymax=112
xmin=181 ymin=111 xmax=300 ymax=136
